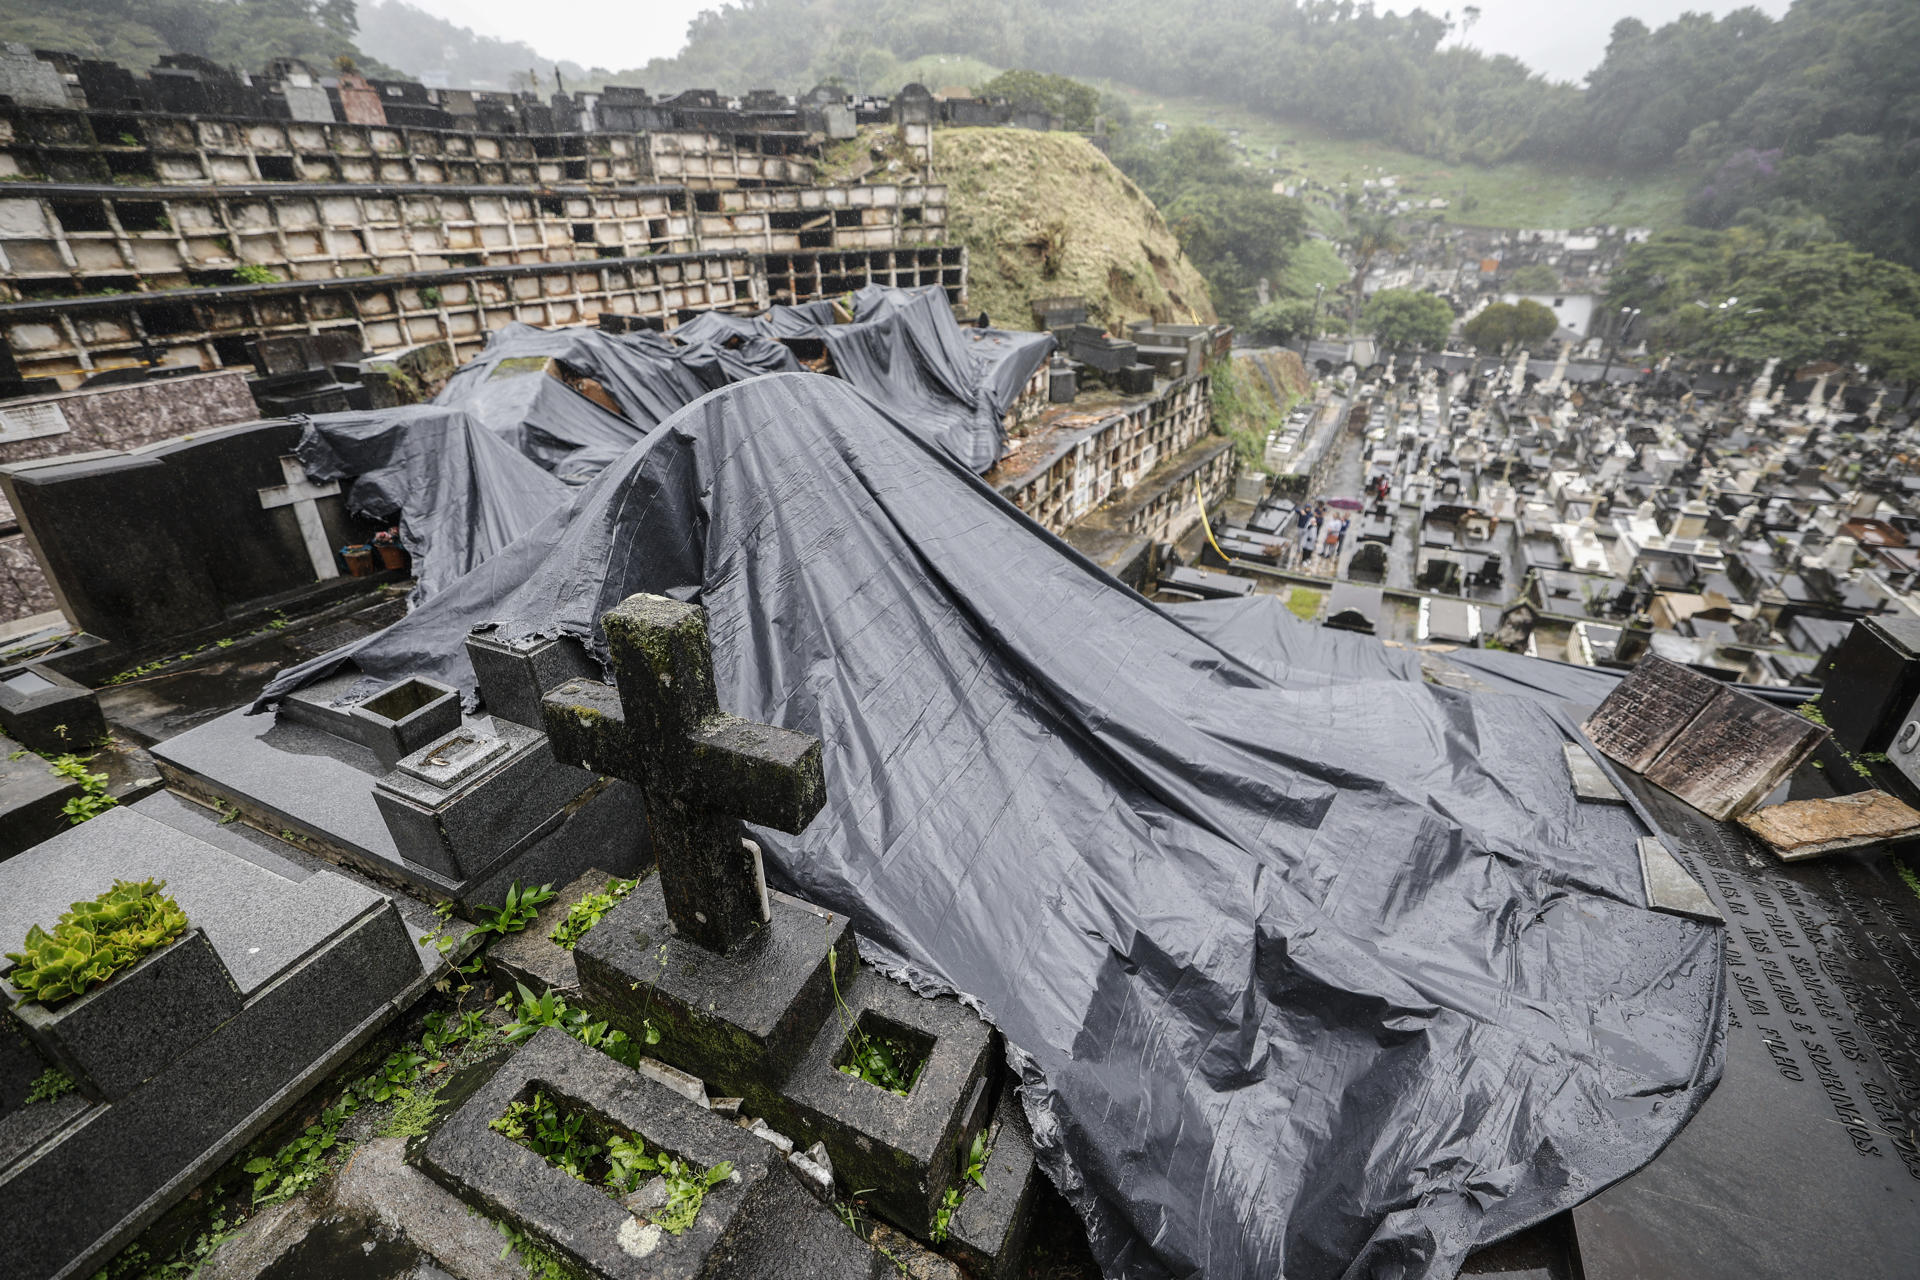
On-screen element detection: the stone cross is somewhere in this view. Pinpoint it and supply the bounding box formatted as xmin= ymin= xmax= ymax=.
xmin=541 ymin=593 xmax=826 ymax=954
xmin=257 ymin=454 xmax=342 ymax=581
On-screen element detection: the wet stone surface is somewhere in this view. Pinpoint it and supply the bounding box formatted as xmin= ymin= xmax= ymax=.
xmin=1574 ymin=772 xmax=1920 ymax=1280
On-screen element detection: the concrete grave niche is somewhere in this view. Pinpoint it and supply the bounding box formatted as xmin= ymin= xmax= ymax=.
xmin=539 ymin=594 xmax=1031 ymax=1262
xmin=153 ymin=634 xmax=649 ymax=915
xmin=0 ymin=804 xmax=423 ymax=1280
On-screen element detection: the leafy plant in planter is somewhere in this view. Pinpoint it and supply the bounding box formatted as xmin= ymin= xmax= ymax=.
xmin=4 ymin=880 xmax=189 ymax=1005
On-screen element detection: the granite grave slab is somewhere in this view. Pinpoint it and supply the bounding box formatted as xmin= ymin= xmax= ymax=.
xmin=0 ymin=731 xmax=80 ymax=859
xmin=1572 ymin=773 xmax=1920 ymax=1280
xmin=0 ymin=804 xmax=421 ymax=1280
xmin=152 ymin=672 xmax=645 ymax=914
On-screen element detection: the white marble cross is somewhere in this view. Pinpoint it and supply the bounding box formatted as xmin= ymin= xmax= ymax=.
xmin=257 ymin=454 xmax=342 ymax=581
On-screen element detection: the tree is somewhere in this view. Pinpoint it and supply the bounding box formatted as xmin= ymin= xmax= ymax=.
xmin=1362 ymin=290 xmax=1454 ymax=350
xmin=1247 ymin=298 xmax=1319 ymax=345
xmin=1462 ymin=303 xmax=1516 ymax=352
xmin=976 ymin=70 xmax=1100 ymax=131
xmin=1504 ymin=262 xmax=1560 ymax=294
xmin=1607 ymin=227 xmax=1920 ymax=368
xmin=1462 ymin=300 xmax=1555 ymax=352
xmin=1511 ymin=299 xmax=1559 ymax=346
xmin=1339 ymin=212 xmax=1405 ymax=326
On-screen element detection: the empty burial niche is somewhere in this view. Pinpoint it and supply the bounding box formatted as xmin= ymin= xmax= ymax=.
xmin=835 ymin=1012 xmax=933 ymax=1097
xmin=256 ymin=155 xmax=297 ymax=181
xmin=115 ymin=200 xmax=167 ymax=231
xmin=51 ymin=199 xmax=112 ymax=234
xmin=138 ymin=301 xmax=198 ymax=336
xmin=571 ymin=222 xmax=595 ymax=244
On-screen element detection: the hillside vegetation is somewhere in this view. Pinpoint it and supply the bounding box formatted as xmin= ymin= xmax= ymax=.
xmin=935 ymin=129 xmax=1215 ymax=330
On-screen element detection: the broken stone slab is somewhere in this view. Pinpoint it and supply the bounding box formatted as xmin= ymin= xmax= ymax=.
xmin=1735 ymin=790 xmax=1920 ymax=862
xmin=1582 ymin=657 xmax=1828 ymax=821
xmin=415 ymin=1026 xmax=887 ymax=1279
xmin=1636 ymin=837 xmax=1724 ymax=923
xmin=946 ymin=1084 xmax=1042 ymax=1280
xmin=777 ymin=964 xmax=995 ymax=1240
xmin=1641 ymin=688 xmax=1826 ymax=822
xmin=1562 ymin=741 xmax=1626 ymax=805
xmin=574 ymin=873 xmax=856 ymax=1116
xmin=200 ymin=1136 xmax=525 ymax=1280
xmin=484 ymin=866 xmax=625 ymax=1000
xmin=1582 ymin=655 xmax=1726 ymax=773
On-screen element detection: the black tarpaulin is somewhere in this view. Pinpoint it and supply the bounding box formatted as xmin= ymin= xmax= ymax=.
xmin=292 ymin=404 xmax=567 ymax=603
xmin=261 ymin=374 xmax=1722 ymax=1280
xmin=820 ymin=284 xmax=1054 ymax=472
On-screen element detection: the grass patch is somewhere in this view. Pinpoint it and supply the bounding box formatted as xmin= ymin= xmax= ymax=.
xmin=1103 ymin=83 xmax=1690 ymax=232
xmin=1286 ymin=588 xmax=1324 ymax=622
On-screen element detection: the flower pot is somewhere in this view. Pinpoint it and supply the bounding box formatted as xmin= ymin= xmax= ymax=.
xmin=341 ymin=544 xmax=375 ymax=577
xmin=376 ymin=543 xmax=409 ymax=572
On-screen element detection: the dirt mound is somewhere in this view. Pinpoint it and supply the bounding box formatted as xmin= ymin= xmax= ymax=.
xmin=934 ymin=128 xmax=1215 ymax=331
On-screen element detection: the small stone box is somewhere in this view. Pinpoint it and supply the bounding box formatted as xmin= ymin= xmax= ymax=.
xmin=371 ymin=721 xmax=596 ymax=882
xmin=779 ymin=967 xmax=995 ymax=1235
xmin=350 ymin=676 xmax=462 ymax=771
xmin=0 ymin=662 xmax=107 ymax=754
xmin=417 ymin=1026 xmax=788 ymax=1280
xmin=465 ymin=628 xmax=599 ymax=729
xmin=5 ymin=927 xmax=242 ymax=1101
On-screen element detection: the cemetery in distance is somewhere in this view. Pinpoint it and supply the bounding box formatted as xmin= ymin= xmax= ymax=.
xmin=1 ymin=38 xmax=1919 ymax=1280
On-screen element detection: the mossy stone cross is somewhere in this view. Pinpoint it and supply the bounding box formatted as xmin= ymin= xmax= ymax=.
xmin=541 ymin=593 xmax=826 ymax=954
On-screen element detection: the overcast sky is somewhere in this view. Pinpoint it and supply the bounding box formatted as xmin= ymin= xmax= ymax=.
xmin=396 ymin=0 xmax=1794 ymax=82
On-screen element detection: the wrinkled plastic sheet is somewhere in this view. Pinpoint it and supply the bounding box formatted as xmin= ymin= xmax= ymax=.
xmin=262 ymin=373 xmax=1723 ymax=1279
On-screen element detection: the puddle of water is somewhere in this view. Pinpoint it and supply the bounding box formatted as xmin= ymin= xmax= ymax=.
xmin=255 ymin=1212 xmax=452 ymax=1280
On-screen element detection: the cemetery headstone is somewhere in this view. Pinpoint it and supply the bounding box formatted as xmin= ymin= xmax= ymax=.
xmin=541 ymin=594 xmax=825 ymax=954
xmin=545 ymin=595 xmax=1009 ymax=1250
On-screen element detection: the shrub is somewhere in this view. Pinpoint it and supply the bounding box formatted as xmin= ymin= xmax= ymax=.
xmin=5 ymin=880 xmax=189 ymax=1005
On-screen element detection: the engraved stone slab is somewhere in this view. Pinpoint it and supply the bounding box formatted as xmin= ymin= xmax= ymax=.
xmin=1563 ymin=742 xmax=1627 ymax=804
xmin=1582 ymin=655 xmax=1723 ymax=772
xmin=1574 ymin=776 xmax=1920 ymax=1280
xmin=1736 ymin=790 xmax=1920 ymax=862
xmin=1635 ymin=836 xmax=1723 ymax=922
xmin=1642 ymin=687 xmax=1826 ymax=822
